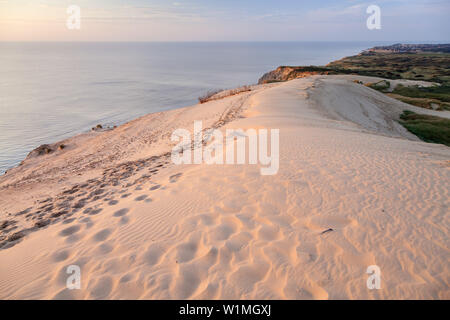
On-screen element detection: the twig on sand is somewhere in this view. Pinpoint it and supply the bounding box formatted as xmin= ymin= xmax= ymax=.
xmin=320 ymin=228 xmax=334 ymax=235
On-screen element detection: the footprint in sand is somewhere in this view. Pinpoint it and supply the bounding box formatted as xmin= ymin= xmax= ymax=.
xmin=15 ymin=208 xmax=32 ymax=216
xmin=119 ymin=216 xmax=130 ymax=225
xmin=169 ymin=173 xmax=183 ymax=183
xmin=79 ymin=217 xmax=91 ymax=223
xmin=257 ymin=224 xmax=280 ymax=241
xmin=62 ymin=218 xmax=76 ymax=225
xmin=90 ymin=276 xmax=113 ymax=299
xmin=175 ymin=241 xmax=199 ymax=263
xmin=51 ymin=210 xmax=69 ymax=218
xmin=51 ymin=249 xmax=70 ymax=262
xmin=172 ymin=247 xmax=218 ymax=299
xmin=72 ymin=201 xmax=85 ymax=209
xmin=209 ymin=221 xmax=237 ymax=242
xmin=197 ymin=214 xmax=217 ymax=226
xmin=59 ymin=225 xmax=81 ymax=237
xmin=34 ymin=218 xmax=51 ymax=229
xmin=143 ymin=243 xmax=166 ymax=266
xmin=225 ymin=232 xmax=253 ymax=252
xmin=41 ymin=205 xmax=54 ymax=213
xmin=120 ymin=274 xmax=133 ymax=283
xmin=108 ymin=200 xmax=119 ymax=206
xmin=90 ymin=188 xmax=105 ymax=197
xmin=79 ymin=217 xmax=94 ymax=228
xmin=113 ymin=208 xmax=129 ymax=217
xmin=89 ymin=208 xmax=103 ymax=216
xmin=173 ymin=265 xmax=201 ymax=299
xmin=96 ymin=242 xmax=114 ymax=254
xmin=92 ymin=228 xmax=112 ymax=242
xmin=65 ymin=232 xmax=82 ymax=244
xmin=229 ymin=261 xmax=270 ymax=294
xmin=149 ymin=184 xmax=161 ymax=191
xmin=135 ymin=195 xmax=147 ymax=201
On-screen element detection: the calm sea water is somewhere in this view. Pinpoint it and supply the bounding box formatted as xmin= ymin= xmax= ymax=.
xmin=0 ymin=42 xmax=379 ymax=174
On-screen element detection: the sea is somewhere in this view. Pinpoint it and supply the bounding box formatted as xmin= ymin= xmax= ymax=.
xmin=0 ymin=41 xmax=384 ymax=174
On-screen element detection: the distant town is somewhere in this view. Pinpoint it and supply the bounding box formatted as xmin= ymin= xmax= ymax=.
xmin=365 ymin=43 xmax=450 ymax=54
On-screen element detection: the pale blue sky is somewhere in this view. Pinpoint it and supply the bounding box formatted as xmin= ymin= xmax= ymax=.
xmin=0 ymin=0 xmax=449 ymax=41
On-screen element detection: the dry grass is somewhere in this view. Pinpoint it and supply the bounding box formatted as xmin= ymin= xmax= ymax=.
xmin=198 ymin=89 xmax=223 ymax=104
xmin=387 ymin=93 xmax=450 ymax=111
xmin=198 ymin=85 xmax=251 ymax=104
xmin=399 ymin=110 xmax=450 ymax=146
xmin=365 ymin=80 xmax=391 ymax=92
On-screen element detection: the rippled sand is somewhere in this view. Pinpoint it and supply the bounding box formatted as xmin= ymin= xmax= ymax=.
xmin=0 ymin=76 xmax=449 ymax=299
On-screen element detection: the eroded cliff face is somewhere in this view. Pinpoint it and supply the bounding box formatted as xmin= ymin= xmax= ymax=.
xmin=258 ymin=66 xmax=336 ymax=84
xmin=261 ymin=44 xmax=450 ymax=85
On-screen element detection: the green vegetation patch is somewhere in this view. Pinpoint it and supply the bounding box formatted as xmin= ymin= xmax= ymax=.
xmin=388 ymin=84 xmax=450 ymax=111
xmin=399 ymin=110 xmax=450 ymax=146
xmin=364 ymin=78 xmax=450 ymax=111
xmin=327 ymin=53 xmax=450 ymax=83
xmin=392 ymin=84 xmax=450 ymax=102
xmin=366 ymin=80 xmax=391 ymax=92
xmin=387 ymin=94 xmax=450 ymax=111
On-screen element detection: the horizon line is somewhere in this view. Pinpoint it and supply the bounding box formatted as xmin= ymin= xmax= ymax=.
xmin=1 ymin=40 xmax=449 ymax=44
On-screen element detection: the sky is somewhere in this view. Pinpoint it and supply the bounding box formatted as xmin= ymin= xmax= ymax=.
xmin=0 ymin=0 xmax=449 ymax=42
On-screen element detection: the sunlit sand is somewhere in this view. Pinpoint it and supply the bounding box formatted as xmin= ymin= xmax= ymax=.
xmin=0 ymin=75 xmax=449 ymax=299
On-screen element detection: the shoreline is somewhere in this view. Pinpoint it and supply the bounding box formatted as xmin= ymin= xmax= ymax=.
xmin=0 ymin=41 xmax=377 ymax=175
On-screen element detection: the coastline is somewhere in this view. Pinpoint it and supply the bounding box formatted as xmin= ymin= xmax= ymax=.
xmin=1 ymin=74 xmax=449 ymax=299
xmin=0 ymin=41 xmax=375 ymax=175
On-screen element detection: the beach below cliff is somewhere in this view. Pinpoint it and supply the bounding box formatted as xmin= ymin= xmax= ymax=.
xmin=0 ymin=75 xmax=449 ymax=299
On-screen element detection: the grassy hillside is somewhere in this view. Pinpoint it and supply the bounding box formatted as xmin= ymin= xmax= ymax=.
xmin=399 ymin=110 xmax=450 ymax=146
xmin=365 ymin=81 xmax=450 ymax=111
xmin=327 ymin=52 xmax=450 ymax=84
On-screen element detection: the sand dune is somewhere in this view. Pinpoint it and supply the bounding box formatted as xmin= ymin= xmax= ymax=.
xmin=0 ymin=75 xmax=449 ymax=299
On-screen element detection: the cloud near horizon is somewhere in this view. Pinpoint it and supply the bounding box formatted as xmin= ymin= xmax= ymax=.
xmin=0 ymin=0 xmax=449 ymax=42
